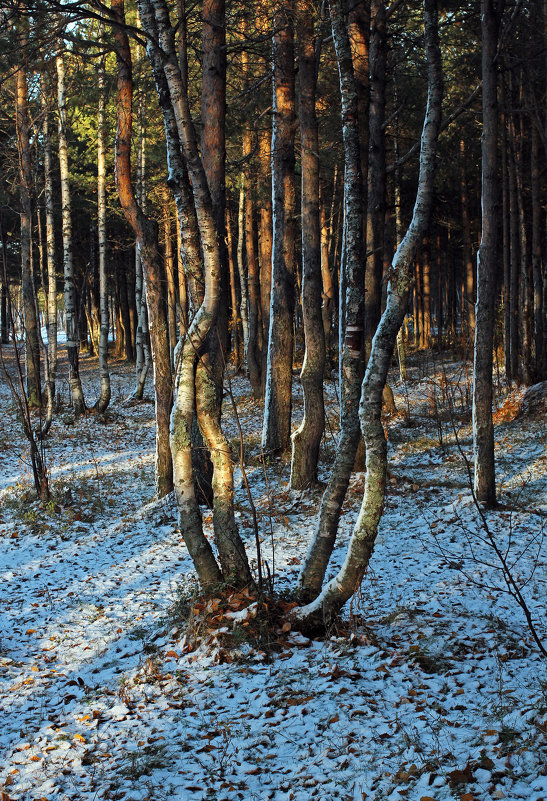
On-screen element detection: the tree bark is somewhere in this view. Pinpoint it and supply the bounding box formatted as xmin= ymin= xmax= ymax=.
xmin=41 ymin=72 xmax=57 ymax=410
xmin=365 ymin=0 xmax=386 ymax=359
xmin=473 ymin=0 xmax=502 ymax=507
xmin=17 ymin=43 xmax=41 ymax=408
xmin=95 ymin=43 xmax=111 ymax=414
xmin=295 ymin=0 xmax=442 ymax=627
xmin=290 ymin=0 xmax=326 ymax=490
xmin=531 ymin=123 xmax=544 ymax=381
xmin=57 ymin=49 xmax=86 ymax=415
xmin=139 ymin=0 xmax=252 ymax=588
xmin=258 ymin=129 xmax=273 ymax=393
xmin=460 ymin=137 xmax=475 ymax=339
xmin=112 ymin=0 xmax=173 ymax=497
xmin=298 ymin=0 xmax=366 ymax=600
xmin=262 ymin=0 xmax=297 ymax=454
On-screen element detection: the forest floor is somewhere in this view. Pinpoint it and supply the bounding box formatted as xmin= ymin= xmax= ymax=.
xmin=0 ymin=343 xmax=546 ymax=801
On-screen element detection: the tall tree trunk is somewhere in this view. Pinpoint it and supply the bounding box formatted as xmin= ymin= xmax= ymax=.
xmin=473 ymin=0 xmax=502 ymax=507
xmin=133 ymin=95 xmax=151 ymax=400
xmin=162 ymin=186 xmax=178 ymax=370
xmin=226 ymin=197 xmax=241 ymax=365
xmin=236 ymin=178 xmax=249 ymax=346
xmin=262 ymin=0 xmax=297 ymax=454
xmin=139 ymin=0 xmax=252 ymax=588
xmin=507 ymin=84 xmax=520 ymax=383
xmin=41 ymin=73 xmax=57 ymax=407
xmin=422 ymin=237 xmax=432 ymax=348
xmin=531 ymin=124 xmax=544 ymax=381
xmin=320 ymin=186 xmax=334 ymax=368
xmin=460 ymin=137 xmax=475 ymax=339
xmin=57 ymin=49 xmax=85 ymax=415
xmin=298 ymin=0 xmax=366 ymax=600
xmin=290 ymin=0 xmax=326 ymax=490
xmin=95 ymin=44 xmax=111 ymax=413
xmin=295 ymin=0 xmax=442 ymax=628
xmin=16 ymin=43 xmax=41 ymax=407
xmin=500 ymin=96 xmax=511 ymax=383
xmin=112 ymin=0 xmax=173 ymax=496
xmin=365 ymin=0 xmax=386 ymax=359
xmin=258 ymin=129 xmax=273 ymax=392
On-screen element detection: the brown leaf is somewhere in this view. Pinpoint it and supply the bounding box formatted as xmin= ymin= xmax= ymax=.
xmin=448 ymin=765 xmax=473 ymax=786
xmin=165 ymin=650 xmax=179 ymax=660
xmin=327 ymin=714 xmax=339 ymax=726
xmin=281 ymin=622 xmax=291 ymax=633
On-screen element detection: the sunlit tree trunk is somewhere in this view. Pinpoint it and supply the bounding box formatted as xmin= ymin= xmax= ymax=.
xmin=473 ymin=0 xmax=502 ymax=507
xmin=112 ymin=0 xmax=173 ymax=496
xmin=57 ymin=49 xmax=85 ymax=415
xmin=298 ymin=0 xmax=366 ymax=600
xmin=320 ymin=187 xmax=334 ymax=368
xmin=95 ymin=43 xmax=111 ymax=414
xmin=226 ymin=197 xmax=241 ymax=365
xmin=41 ymin=73 xmax=57 ymax=409
xmin=133 ymin=94 xmax=151 ymax=400
xmin=16 ymin=44 xmax=41 ymax=407
xmin=290 ymin=0 xmax=325 ymax=490
xmin=139 ymin=0 xmax=252 ymax=588
xmin=258 ymin=129 xmax=273 ymax=392
xmin=295 ymin=0 xmax=442 ymax=627
xmin=162 ymin=186 xmax=177 ymax=371
xmin=262 ymin=0 xmax=297 ymax=454
xmin=236 ymin=178 xmax=249 ymax=346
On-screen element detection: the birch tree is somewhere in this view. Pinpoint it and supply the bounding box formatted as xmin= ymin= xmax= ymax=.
xmin=295 ymin=0 xmax=443 ymax=627
xmin=56 ymin=47 xmax=86 ymax=415
xmin=298 ymin=0 xmax=366 ymax=600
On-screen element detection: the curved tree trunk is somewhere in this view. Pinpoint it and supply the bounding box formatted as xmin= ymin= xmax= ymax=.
xmin=139 ymin=0 xmax=252 ymax=588
xmin=298 ymin=0 xmax=366 ymax=600
xmin=290 ymin=0 xmax=326 ymax=490
xmin=295 ymin=0 xmax=442 ymax=627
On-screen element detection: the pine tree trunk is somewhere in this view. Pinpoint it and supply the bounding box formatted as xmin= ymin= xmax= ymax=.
xmin=57 ymin=49 xmax=85 ymax=415
xmin=473 ymin=0 xmax=501 ymax=507
xmin=365 ymin=0 xmax=386 ymax=359
xmin=95 ymin=45 xmax=111 ymax=414
xmin=16 ymin=48 xmax=41 ymax=408
xmin=162 ymin=186 xmax=178 ymax=371
xmin=262 ymin=0 xmax=297 ymax=454
xmin=460 ymin=137 xmax=475 ymax=339
xmin=41 ymin=74 xmax=57 ymax=407
xmin=290 ymin=0 xmax=326 ymax=490
xmin=112 ymin=0 xmax=173 ymax=496
xmin=258 ymin=129 xmax=273 ymax=393
xmin=531 ymin=124 xmax=544 ymax=381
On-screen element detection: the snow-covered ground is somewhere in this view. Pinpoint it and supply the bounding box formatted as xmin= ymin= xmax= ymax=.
xmin=0 ymin=346 xmax=545 ymax=801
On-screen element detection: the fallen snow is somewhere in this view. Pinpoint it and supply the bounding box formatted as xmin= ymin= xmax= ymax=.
xmin=0 ymin=347 xmax=545 ymax=801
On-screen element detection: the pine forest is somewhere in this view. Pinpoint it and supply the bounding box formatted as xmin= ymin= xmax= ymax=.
xmin=0 ymin=0 xmax=545 ymax=799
